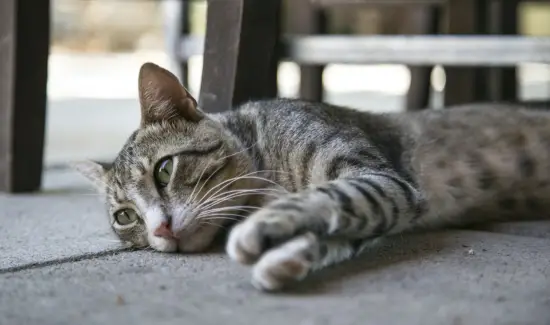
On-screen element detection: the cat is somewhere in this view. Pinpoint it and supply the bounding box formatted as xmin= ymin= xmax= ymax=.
xmin=74 ymin=62 xmax=550 ymax=292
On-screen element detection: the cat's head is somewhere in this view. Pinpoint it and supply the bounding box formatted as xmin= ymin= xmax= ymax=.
xmin=72 ymin=62 xmax=256 ymax=253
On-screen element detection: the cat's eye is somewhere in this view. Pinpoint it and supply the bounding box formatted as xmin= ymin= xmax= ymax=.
xmin=114 ymin=208 xmax=139 ymax=226
xmin=154 ymin=157 xmax=173 ymax=187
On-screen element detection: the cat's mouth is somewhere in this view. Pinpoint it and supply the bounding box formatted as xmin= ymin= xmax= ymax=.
xmin=147 ymin=218 xmax=221 ymax=253
xmin=176 ymin=221 xmax=223 ymax=252
xmin=174 ymin=220 xmax=202 ymax=239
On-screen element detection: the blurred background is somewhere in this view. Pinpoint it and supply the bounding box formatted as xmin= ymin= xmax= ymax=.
xmin=47 ymin=0 xmax=550 ymax=168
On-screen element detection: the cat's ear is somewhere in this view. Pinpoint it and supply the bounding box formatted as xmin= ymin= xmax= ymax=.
xmin=70 ymin=160 xmax=108 ymax=191
xmin=138 ymin=62 xmax=203 ymax=126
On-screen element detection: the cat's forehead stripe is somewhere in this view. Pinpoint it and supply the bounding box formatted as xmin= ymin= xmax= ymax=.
xmin=106 ymin=176 xmax=127 ymax=203
xmin=107 ymin=128 xmax=162 ymax=206
xmin=113 ymin=136 xmax=139 ymax=168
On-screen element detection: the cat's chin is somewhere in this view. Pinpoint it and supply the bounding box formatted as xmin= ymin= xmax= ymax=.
xmin=148 ymin=234 xmax=178 ymax=253
xmin=177 ymin=223 xmax=221 ymax=253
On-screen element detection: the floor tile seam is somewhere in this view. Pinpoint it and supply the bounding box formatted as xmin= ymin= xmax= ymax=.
xmin=0 ymin=248 xmax=133 ymax=274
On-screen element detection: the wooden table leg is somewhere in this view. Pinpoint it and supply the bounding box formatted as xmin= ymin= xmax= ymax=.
xmin=287 ymin=0 xmax=326 ymax=102
xmin=444 ymin=0 xmax=488 ymax=106
xmin=178 ymin=0 xmax=191 ymax=87
xmin=402 ymin=6 xmax=440 ymax=110
xmin=486 ymin=0 xmax=519 ymax=102
xmin=199 ymin=0 xmax=281 ymax=113
xmin=0 ymin=0 xmax=50 ymax=193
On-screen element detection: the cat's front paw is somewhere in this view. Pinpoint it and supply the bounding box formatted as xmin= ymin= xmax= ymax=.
xmin=249 ymin=233 xmax=318 ymax=291
xmin=226 ymin=202 xmax=302 ymax=265
xmin=226 ymin=198 xmax=322 ymax=291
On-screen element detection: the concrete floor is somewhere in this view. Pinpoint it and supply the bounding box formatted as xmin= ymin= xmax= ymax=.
xmin=1 ymin=169 xmax=550 ymax=325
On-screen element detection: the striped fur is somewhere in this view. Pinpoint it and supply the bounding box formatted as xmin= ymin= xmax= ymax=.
xmin=74 ymin=62 xmax=550 ymax=291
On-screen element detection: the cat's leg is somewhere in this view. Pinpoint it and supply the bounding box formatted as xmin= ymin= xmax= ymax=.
xmin=250 ymin=232 xmax=378 ymax=290
xmin=227 ymin=171 xmax=426 ymax=290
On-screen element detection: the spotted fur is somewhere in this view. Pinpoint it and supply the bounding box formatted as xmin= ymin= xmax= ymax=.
xmin=74 ymin=62 xmax=550 ymax=291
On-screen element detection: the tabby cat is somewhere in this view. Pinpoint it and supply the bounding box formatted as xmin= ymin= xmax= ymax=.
xmin=74 ymin=62 xmax=550 ymax=291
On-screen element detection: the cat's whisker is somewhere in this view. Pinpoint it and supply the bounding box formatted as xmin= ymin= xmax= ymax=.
xmin=194 ymin=173 xmax=287 ymax=210
xmin=205 ymin=187 xmax=284 ymax=204
xmin=198 ymin=216 xmax=244 ymax=222
xmin=203 ymin=207 xmax=259 ymax=215
xmin=205 ymin=205 xmax=260 ymax=212
xmin=195 ymin=169 xmax=279 ymax=203
xmin=186 ymin=160 xmax=225 ymax=205
xmin=195 ymin=192 xmax=270 ymax=210
xmin=196 ymin=190 xmax=281 ymax=212
xmin=208 ymin=188 xmax=286 ymax=200
xmin=195 ymin=171 xmax=257 ymax=205
xmin=199 ymin=205 xmax=260 ymax=216
xmin=203 ymin=171 xmax=288 ymax=200
xmin=198 ymin=221 xmax=226 ymax=229
xmin=198 ymin=213 xmax=244 ymax=221
xmin=199 ymin=218 xmax=242 ymax=225
xmin=196 ymin=189 xmax=273 ymax=211
xmin=187 ymin=142 xmax=262 ymax=205
xmin=185 ymin=162 xmax=211 ymax=205
xmin=210 ymin=183 xmax=287 ymax=196
xmin=197 ymin=212 xmax=246 ymax=219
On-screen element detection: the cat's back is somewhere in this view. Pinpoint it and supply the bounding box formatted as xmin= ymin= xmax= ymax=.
xmin=238 ymin=98 xmax=381 ymax=123
xmin=236 ymin=98 xmax=400 ymax=140
xmin=402 ymin=103 xmax=550 ymax=224
xmin=410 ymin=102 xmax=550 ymax=128
xmin=236 ymin=99 xmax=550 ymax=153
xmin=403 ymin=103 xmax=550 ymax=151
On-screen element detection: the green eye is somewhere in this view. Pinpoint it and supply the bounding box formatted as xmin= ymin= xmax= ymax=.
xmin=114 ymin=208 xmax=139 ymax=226
xmin=155 ymin=157 xmax=173 ymax=187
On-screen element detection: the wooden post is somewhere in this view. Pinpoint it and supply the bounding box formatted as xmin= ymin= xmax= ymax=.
xmin=199 ymin=0 xmax=280 ymax=112
xmin=0 ymin=0 xmax=50 ymax=193
xmin=287 ymin=0 xmax=326 ymax=102
xmin=401 ymin=6 xmax=440 ymax=110
xmin=486 ymin=0 xmax=519 ymax=101
xmin=179 ymin=0 xmax=191 ymax=87
xmin=444 ymin=0 xmax=488 ymax=106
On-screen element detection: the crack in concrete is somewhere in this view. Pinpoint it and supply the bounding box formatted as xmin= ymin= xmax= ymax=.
xmin=0 ymin=248 xmax=134 ymax=274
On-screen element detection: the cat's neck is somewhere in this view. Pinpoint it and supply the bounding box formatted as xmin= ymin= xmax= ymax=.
xmin=212 ymin=110 xmax=266 ymax=172
xmin=212 ymin=110 xmax=282 ymax=206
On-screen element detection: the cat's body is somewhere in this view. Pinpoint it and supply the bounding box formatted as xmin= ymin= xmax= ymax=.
xmin=221 ymin=99 xmax=550 ymax=225
xmin=75 ymin=63 xmax=550 ymax=292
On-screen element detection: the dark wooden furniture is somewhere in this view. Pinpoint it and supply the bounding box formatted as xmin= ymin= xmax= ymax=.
xmin=188 ymin=0 xmax=550 ymax=113
xmin=284 ymin=2 xmax=441 ymax=109
xmin=199 ymin=0 xmax=281 ymax=113
xmin=0 ymin=0 xmax=50 ymax=193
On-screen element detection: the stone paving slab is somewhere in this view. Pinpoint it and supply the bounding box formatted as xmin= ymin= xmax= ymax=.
xmin=1 ymin=230 xmax=549 ymax=325
xmin=0 ymin=190 xmax=122 ymax=270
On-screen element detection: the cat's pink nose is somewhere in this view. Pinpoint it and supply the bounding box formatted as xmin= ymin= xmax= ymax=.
xmin=153 ymin=221 xmax=176 ymax=239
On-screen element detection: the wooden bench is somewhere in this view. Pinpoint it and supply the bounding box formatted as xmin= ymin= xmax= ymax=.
xmin=190 ymin=0 xmax=550 ymax=113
